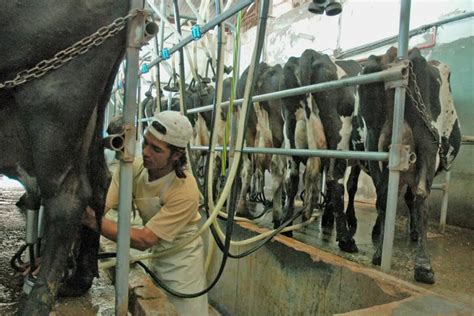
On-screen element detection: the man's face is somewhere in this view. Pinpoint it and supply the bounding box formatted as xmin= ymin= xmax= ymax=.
xmin=142 ymin=132 xmax=175 ymax=172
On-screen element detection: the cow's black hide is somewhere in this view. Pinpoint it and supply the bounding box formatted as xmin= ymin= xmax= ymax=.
xmin=358 ymin=47 xmax=461 ymax=284
xmin=0 ymin=1 xmax=129 ymax=314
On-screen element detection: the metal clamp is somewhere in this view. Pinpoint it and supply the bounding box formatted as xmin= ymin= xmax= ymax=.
xmin=384 ymin=60 xmax=409 ymax=90
xmin=388 ymin=143 xmax=416 ymax=171
xmin=121 ymin=124 xmax=136 ymax=162
xmin=191 ymin=25 xmax=202 ymax=40
xmin=161 ymin=48 xmax=170 ymax=60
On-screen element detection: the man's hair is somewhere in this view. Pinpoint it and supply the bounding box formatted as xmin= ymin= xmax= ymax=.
xmin=167 ymin=143 xmax=187 ymax=178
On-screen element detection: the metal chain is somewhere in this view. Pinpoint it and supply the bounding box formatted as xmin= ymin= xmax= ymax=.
xmin=0 ymin=9 xmax=140 ymax=90
xmin=406 ymin=62 xmax=447 ymax=169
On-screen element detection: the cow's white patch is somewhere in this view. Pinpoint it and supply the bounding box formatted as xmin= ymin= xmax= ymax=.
xmin=337 ymin=115 xmax=352 ymax=151
xmin=306 ymin=95 xmax=327 ymax=150
xmin=431 ymin=62 xmax=458 ymax=140
xmin=295 ymin=108 xmax=308 ymax=149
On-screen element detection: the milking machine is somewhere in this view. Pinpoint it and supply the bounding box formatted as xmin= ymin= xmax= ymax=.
xmin=10 ymin=205 xmax=45 ymax=295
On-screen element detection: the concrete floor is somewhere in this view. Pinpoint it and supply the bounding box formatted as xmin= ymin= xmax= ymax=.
xmin=246 ymin=200 xmax=474 ymax=308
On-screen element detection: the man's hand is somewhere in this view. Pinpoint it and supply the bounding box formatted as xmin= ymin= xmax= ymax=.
xmin=82 ymin=206 xmax=99 ymax=231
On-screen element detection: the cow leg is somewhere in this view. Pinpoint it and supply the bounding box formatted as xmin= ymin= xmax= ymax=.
xmin=404 ymin=187 xmax=418 ymax=242
xmin=371 ymin=179 xmax=388 ymax=266
xmin=20 ymin=173 xmax=90 ymax=315
xmin=345 ymin=164 xmax=361 ymax=237
xmin=302 ymin=157 xmax=320 ymax=221
xmin=271 ymin=153 xmax=285 ymax=228
xmin=236 ymin=154 xmax=253 ymax=217
xmin=412 ymin=194 xmax=435 ymax=284
xmin=411 ymin=160 xmax=435 ymax=284
xmin=283 ymin=157 xmax=299 ymax=226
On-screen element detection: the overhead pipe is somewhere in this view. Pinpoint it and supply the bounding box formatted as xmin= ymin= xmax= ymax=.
xmin=146 ymin=0 xmax=254 ymax=69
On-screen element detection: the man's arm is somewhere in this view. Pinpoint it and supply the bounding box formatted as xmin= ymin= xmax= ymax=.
xmin=83 ymin=206 xmax=160 ymax=251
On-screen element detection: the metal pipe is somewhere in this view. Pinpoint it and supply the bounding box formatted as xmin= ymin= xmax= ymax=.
xmin=191 ymin=146 xmax=389 ymax=161
xmin=147 ymin=0 xmax=254 ymax=68
xmin=115 ymin=2 xmax=142 ymax=313
xmin=173 ymin=0 xmax=187 ymax=116
xmin=381 ymin=0 xmax=411 ymax=273
xmin=188 ymin=67 xmax=404 ymax=114
xmin=439 ymin=171 xmax=451 ymax=233
xmin=336 ymin=11 xmax=474 ymax=59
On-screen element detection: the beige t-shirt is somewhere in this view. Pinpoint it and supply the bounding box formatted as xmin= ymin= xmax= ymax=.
xmin=106 ymin=158 xmax=201 ymax=242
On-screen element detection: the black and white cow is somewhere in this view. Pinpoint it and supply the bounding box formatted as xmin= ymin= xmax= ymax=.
xmin=280 ymin=49 xmax=360 ymax=251
xmin=0 ymin=1 xmax=129 ymax=314
xmin=235 ymin=62 xmax=285 ymax=224
xmin=358 ymin=47 xmax=461 ymax=284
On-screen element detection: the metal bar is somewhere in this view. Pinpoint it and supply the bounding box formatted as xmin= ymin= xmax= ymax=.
xmin=381 ymin=0 xmax=411 ymax=273
xmin=115 ymin=3 xmax=142 ymax=314
xmin=336 ymin=11 xmax=474 ymax=59
xmin=191 ymin=145 xmax=389 ymax=161
xmin=147 ymin=0 xmax=254 ymax=69
xmin=188 ymin=67 xmax=404 ymax=114
xmin=439 ymin=170 xmax=451 ymax=233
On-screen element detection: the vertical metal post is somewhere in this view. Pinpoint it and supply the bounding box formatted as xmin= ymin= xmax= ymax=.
xmin=381 ymin=0 xmax=411 ymax=272
xmin=116 ymin=3 xmax=143 ymax=314
xmin=439 ymin=170 xmax=451 ymax=233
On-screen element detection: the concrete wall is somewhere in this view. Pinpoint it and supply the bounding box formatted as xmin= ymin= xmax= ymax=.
xmin=207 ymin=223 xmax=434 ymax=315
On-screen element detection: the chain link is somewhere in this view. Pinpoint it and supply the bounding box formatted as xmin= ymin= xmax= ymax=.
xmin=0 ymin=9 xmax=140 ymax=90
xmin=406 ymin=62 xmax=447 ymax=169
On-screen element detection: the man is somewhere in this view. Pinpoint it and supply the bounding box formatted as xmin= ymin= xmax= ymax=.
xmin=83 ymin=110 xmax=208 ymax=315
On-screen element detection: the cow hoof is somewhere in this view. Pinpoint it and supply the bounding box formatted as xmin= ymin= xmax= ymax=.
xmin=58 ymin=275 xmax=93 ymax=297
xmin=414 ymin=267 xmax=435 ymax=284
xmin=410 ymin=230 xmax=419 ymax=242
xmin=338 ymin=239 xmax=358 ymax=253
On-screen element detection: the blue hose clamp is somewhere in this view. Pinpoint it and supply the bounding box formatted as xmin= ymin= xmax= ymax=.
xmin=140 ymin=63 xmax=150 ymax=74
xmin=161 ymin=48 xmax=170 ymax=60
xmin=191 ymin=25 xmax=202 ymax=40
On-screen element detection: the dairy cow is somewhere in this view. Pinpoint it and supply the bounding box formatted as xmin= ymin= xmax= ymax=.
xmin=358 ymin=47 xmax=461 ymax=284
xmin=0 ymin=1 xmax=129 ymax=314
xmin=279 ymin=49 xmax=360 ymax=251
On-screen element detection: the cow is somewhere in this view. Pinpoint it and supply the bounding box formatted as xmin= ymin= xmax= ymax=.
xmin=0 ymin=1 xmax=130 ymax=314
xmin=358 ymin=47 xmax=461 ymax=284
xmin=235 ymin=62 xmax=285 ymax=225
xmin=279 ymin=49 xmax=361 ymax=252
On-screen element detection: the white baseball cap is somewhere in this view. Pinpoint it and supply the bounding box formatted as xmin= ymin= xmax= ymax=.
xmin=146 ymin=111 xmax=192 ymax=148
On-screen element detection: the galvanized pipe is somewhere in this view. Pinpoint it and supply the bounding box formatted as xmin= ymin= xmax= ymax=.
xmin=188 ymin=68 xmax=405 ymax=114
xmin=438 ymin=171 xmax=451 ymax=233
xmin=381 ymin=0 xmax=411 ymax=273
xmin=115 ymin=2 xmax=142 ymax=313
xmin=147 ymin=0 xmax=254 ymax=68
xmin=191 ymin=145 xmax=389 ymax=161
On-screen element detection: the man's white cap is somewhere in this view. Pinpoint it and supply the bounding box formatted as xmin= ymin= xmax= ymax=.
xmin=147 ymin=111 xmax=192 ymax=148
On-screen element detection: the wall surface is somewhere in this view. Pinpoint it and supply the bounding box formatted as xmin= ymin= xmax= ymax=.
xmin=207 ymin=223 xmax=472 ymax=315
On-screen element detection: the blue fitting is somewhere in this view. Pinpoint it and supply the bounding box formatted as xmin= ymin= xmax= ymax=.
xmin=161 ymin=48 xmax=170 ymax=60
xmin=140 ymin=63 xmax=150 ymax=74
xmin=191 ymin=25 xmax=202 ymax=40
